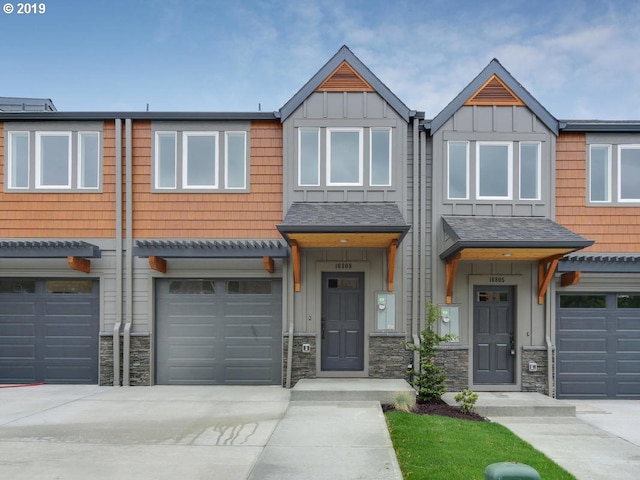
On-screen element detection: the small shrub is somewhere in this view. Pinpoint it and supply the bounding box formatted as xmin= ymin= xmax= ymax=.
xmin=454 ymin=389 xmax=479 ymax=414
xmin=392 ymin=391 xmax=416 ymax=413
xmin=406 ymin=302 xmax=456 ymax=402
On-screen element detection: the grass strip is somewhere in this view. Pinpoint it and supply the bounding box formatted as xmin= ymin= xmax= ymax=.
xmin=386 ymin=412 xmax=576 ymax=480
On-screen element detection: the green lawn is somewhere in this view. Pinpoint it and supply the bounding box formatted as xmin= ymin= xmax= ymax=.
xmin=385 ymin=411 xmax=576 ymax=480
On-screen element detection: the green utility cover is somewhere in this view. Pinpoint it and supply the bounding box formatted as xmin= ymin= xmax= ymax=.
xmin=484 ymin=462 xmax=541 ymax=480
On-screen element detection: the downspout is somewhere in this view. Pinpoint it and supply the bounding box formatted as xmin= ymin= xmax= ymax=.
xmin=113 ymin=119 xmax=123 ymax=386
xmin=415 ymin=128 xmax=428 ymax=354
xmin=123 ymin=119 xmax=133 ymax=386
xmin=285 ymin=256 xmax=294 ymax=388
xmin=546 ymin=288 xmax=553 ymax=397
xmin=411 ymin=117 xmax=420 ymax=358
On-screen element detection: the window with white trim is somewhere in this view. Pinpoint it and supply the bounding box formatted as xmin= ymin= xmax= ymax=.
xmin=327 ymin=128 xmax=363 ymax=186
xmin=447 ymin=141 xmax=468 ymax=199
xmin=589 ymin=145 xmax=610 ymax=202
xmin=153 ymin=130 xmax=248 ymax=192
xmin=477 ymin=142 xmax=512 ymax=199
xmin=370 ymin=128 xmax=391 ymax=186
xmin=6 ymin=130 xmax=101 ymax=191
xmin=619 ymin=145 xmax=640 ymax=202
xmin=519 ymin=142 xmax=540 ymax=200
xmin=298 ymin=128 xmax=320 ymax=186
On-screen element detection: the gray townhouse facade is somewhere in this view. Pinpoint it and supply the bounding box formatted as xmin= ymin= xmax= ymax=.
xmin=0 ymin=46 xmax=638 ymax=399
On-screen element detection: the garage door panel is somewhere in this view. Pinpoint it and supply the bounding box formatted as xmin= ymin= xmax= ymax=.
xmin=0 ymin=279 xmax=99 ymax=384
xmin=156 ymin=278 xmax=282 ymax=385
xmin=557 ymin=293 xmax=640 ymax=399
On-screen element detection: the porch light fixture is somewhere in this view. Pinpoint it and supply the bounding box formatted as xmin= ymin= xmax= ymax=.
xmin=502 ymin=253 xmax=512 ymax=257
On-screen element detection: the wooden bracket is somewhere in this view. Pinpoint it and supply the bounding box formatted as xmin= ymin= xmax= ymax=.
xmin=68 ymin=256 xmax=91 ymax=273
xmin=263 ymin=256 xmax=275 ymax=273
xmin=149 ymin=256 xmax=167 ymax=273
xmin=291 ymin=240 xmax=301 ymax=292
xmin=561 ymin=271 xmax=581 ymax=287
xmin=445 ymin=253 xmax=461 ymax=304
xmin=387 ymin=239 xmax=398 ymax=291
xmin=537 ymin=255 xmax=562 ymax=304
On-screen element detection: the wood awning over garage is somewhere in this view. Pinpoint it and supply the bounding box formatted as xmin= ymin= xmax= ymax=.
xmin=277 ymin=203 xmax=410 ymax=291
xmin=439 ymin=216 xmax=594 ymax=304
xmin=0 ymin=240 xmax=101 ymax=273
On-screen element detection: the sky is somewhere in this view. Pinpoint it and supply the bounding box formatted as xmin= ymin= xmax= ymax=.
xmin=2 ymin=0 xmax=640 ymax=120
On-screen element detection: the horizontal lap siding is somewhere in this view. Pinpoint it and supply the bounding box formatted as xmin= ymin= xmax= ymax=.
xmin=556 ymin=132 xmax=640 ymax=252
xmin=132 ymin=120 xmax=283 ymax=238
xmin=0 ymin=121 xmax=116 ymax=238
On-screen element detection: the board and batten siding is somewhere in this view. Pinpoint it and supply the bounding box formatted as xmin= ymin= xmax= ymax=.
xmin=556 ymin=132 xmax=640 ymax=253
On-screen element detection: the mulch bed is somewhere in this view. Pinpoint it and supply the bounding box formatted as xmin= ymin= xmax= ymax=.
xmin=382 ymin=397 xmax=487 ymax=422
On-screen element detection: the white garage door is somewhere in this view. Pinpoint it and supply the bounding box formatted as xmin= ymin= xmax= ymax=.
xmin=155 ymin=278 xmax=282 ymax=385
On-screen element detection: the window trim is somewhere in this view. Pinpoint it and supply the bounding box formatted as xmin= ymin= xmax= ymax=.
xmin=35 ymin=131 xmax=72 ymax=189
xmin=154 ymin=131 xmax=178 ymax=190
xmin=326 ymin=127 xmax=363 ymax=187
xmin=298 ymin=128 xmax=320 ymax=187
xmin=617 ymin=144 xmax=640 ymax=202
xmin=588 ymin=144 xmax=611 ymax=203
xmin=369 ymin=127 xmax=392 ymax=187
xmin=181 ymin=131 xmax=218 ymax=189
xmin=77 ymin=131 xmax=101 ymax=190
xmin=224 ymin=131 xmax=247 ymax=190
xmin=519 ymin=141 xmax=541 ymax=201
xmin=7 ymin=131 xmax=30 ymax=190
xmin=447 ymin=141 xmax=469 ymax=200
xmin=476 ymin=141 xmax=513 ymax=200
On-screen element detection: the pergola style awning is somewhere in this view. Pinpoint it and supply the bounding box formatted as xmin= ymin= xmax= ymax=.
xmin=277 ymin=202 xmax=411 ymax=291
xmin=559 ymin=253 xmax=640 ymax=273
xmin=133 ymin=239 xmax=288 ymax=274
xmin=0 ymin=240 xmax=101 ymax=273
xmin=439 ymin=216 xmax=594 ymax=304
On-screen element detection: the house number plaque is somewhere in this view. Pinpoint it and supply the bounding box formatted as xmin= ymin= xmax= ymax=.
xmin=489 ymin=276 xmax=506 ymax=283
xmin=335 ymin=263 xmax=353 ymax=269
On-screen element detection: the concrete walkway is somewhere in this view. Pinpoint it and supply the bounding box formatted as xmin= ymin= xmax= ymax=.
xmin=0 ymin=384 xmax=401 ymax=480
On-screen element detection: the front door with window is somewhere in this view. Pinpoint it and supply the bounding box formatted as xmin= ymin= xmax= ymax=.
xmin=473 ymin=286 xmax=515 ymax=384
xmin=321 ymin=272 xmax=364 ymax=371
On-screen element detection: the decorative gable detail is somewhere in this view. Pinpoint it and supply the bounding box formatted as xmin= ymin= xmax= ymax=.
xmin=464 ymin=74 xmax=524 ymax=106
xmin=315 ymin=61 xmax=375 ymax=93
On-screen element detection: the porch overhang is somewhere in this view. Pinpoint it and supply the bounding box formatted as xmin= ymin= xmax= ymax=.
xmin=277 ymin=203 xmax=410 ymax=292
xmin=133 ymin=239 xmax=288 ymax=273
xmin=439 ymin=216 xmax=594 ymax=304
xmin=0 ymin=240 xmax=101 ymax=273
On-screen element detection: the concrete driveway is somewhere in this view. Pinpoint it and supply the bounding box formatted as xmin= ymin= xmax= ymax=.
xmin=0 ymin=384 xmax=290 ymax=480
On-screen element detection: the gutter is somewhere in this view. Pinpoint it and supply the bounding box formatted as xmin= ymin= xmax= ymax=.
xmin=123 ymin=119 xmax=133 ymax=386
xmin=113 ymin=119 xmax=123 ymax=386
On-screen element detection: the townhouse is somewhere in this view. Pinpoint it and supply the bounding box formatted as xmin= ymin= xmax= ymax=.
xmin=1 ymin=46 xmax=638 ymax=399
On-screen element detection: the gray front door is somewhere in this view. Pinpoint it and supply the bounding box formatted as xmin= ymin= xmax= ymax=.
xmin=473 ymin=286 xmax=515 ymax=384
xmin=321 ymin=272 xmax=364 ymax=371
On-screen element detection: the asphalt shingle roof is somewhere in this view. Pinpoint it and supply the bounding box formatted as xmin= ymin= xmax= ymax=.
xmin=440 ymin=216 xmax=593 ymax=259
xmin=279 ymin=203 xmax=409 ymax=230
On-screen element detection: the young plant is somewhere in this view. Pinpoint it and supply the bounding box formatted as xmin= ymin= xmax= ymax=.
xmin=406 ymin=302 xmax=456 ymax=402
xmin=454 ymin=389 xmax=479 ymax=414
xmin=392 ymin=391 xmax=416 ymax=413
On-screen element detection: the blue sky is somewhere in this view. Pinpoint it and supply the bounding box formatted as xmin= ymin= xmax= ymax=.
xmin=2 ymin=0 xmax=639 ymax=119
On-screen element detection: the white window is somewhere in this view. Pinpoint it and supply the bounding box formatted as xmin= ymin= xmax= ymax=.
xmin=447 ymin=141 xmax=469 ymax=200
xmin=183 ymin=132 xmax=217 ymax=189
xmin=8 ymin=131 xmax=29 ymax=189
xmin=370 ymin=128 xmax=391 ymax=186
xmin=36 ymin=132 xmax=72 ymax=188
xmin=327 ymin=128 xmax=363 ymax=186
xmin=477 ymin=142 xmax=512 ymax=199
xmin=589 ymin=145 xmax=611 ymax=202
xmin=78 ymin=132 xmax=100 ymax=189
xmin=225 ymin=131 xmax=246 ymax=189
xmin=155 ymin=132 xmax=177 ymax=189
xmin=519 ymin=142 xmax=541 ymax=200
xmin=618 ymin=145 xmax=640 ymax=202
xmin=298 ymin=128 xmax=320 ymax=186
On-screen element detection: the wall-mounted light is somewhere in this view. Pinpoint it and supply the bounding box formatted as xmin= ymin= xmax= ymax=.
xmin=339 ymin=239 xmax=349 ymax=243
xmin=502 ymin=253 xmax=512 ymax=257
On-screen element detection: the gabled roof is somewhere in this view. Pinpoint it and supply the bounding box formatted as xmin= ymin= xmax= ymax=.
xmin=279 ymin=45 xmax=412 ymax=122
xmin=429 ymin=59 xmax=558 ymax=135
